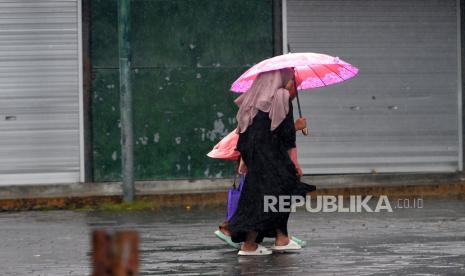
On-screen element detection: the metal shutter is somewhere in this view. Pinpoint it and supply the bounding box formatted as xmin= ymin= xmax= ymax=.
xmin=0 ymin=0 xmax=82 ymax=185
xmin=286 ymin=0 xmax=461 ymax=174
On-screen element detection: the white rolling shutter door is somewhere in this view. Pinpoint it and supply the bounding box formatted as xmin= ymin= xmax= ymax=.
xmin=0 ymin=0 xmax=81 ymax=185
xmin=286 ymin=0 xmax=461 ymax=174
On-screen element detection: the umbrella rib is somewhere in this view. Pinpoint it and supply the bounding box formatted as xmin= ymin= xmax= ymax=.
xmin=341 ymin=64 xmax=358 ymax=75
xmin=321 ymin=64 xmax=345 ymax=81
xmin=307 ymin=65 xmax=327 ymax=86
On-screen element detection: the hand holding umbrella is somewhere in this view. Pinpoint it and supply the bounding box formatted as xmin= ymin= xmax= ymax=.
xmin=294 ymin=117 xmax=308 ymax=133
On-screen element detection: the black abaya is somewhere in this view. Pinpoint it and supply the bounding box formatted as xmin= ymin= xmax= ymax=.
xmin=229 ymin=101 xmax=316 ymax=243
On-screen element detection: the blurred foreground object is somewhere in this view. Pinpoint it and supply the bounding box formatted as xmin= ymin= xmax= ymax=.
xmin=92 ymin=230 xmax=139 ymax=276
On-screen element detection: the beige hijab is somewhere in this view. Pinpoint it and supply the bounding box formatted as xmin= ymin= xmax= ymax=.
xmin=235 ymin=68 xmax=294 ymax=133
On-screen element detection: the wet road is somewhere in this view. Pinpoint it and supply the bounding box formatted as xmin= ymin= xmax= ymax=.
xmin=0 ymin=198 xmax=465 ymax=275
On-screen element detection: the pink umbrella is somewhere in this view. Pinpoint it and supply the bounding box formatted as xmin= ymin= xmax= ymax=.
xmin=207 ymin=128 xmax=240 ymax=160
xmin=230 ymin=52 xmax=359 ymax=135
xmin=230 ymin=52 xmax=358 ymax=93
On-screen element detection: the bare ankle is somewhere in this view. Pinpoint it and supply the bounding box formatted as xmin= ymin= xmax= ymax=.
xmin=275 ymin=234 xmax=290 ymax=246
xmin=220 ymin=228 xmax=231 ymax=236
xmin=241 ymin=242 xmax=258 ymax=251
xmin=219 ymin=222 xmax=232 ymax=236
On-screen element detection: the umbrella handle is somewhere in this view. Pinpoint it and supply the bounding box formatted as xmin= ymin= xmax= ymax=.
xmin=292 ymin=72 xmax=309 ymax=136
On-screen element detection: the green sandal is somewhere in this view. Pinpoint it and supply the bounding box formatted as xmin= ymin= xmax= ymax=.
xmin=214 ymin=230 xmax=241 ymax=249
xmin=291 ymin=236 xmax=307 ymax=247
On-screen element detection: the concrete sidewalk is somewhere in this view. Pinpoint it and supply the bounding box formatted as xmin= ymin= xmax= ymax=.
xmin=1 ymin=173 xmax=465 ymax=211
xmin=0 ymin=197 xmax=464 ymax=275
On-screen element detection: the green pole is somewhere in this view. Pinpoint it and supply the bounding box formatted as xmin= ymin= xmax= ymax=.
xmin=118 ymin=0 xmax=134 ymax=203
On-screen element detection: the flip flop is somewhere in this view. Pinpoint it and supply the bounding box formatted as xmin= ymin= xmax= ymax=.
xmin=238 ymin=244 xmax=272 ymax=256
xmin=270 ymin=239 xmax=302 ymax=253
xmin=291 ymin=236 xmax=307 ymax=247
xmin=214 ymin=230 xmax=241 ymax=249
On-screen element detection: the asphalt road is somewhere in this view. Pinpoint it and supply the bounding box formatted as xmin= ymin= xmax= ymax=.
xmin=0 ymin=197 xmax=464 ymax=275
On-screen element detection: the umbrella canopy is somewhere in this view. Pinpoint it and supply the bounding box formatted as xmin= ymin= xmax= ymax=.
xmin=231 ymin=53 xmax=358 ymax=93
xmin=207 ymin=128 xmax=240 ymax=160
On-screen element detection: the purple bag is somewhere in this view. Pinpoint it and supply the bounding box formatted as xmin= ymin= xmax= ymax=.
xmin=226 ymin=174 xmax=244 ymax=221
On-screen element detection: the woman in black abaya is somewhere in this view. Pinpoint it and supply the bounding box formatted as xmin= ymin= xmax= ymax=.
xmin=229 ymin=68 xmax=316 ymax=256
